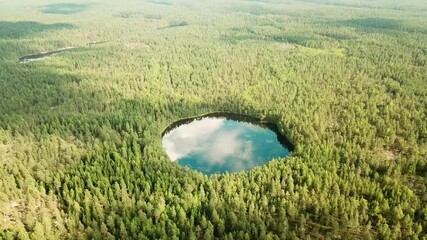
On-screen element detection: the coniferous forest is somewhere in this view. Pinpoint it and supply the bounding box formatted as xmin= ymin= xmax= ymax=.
xmin=0 ymin=0 xmax=426 ymax=239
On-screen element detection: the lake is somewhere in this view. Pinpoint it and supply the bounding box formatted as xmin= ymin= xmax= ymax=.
xmin=162 ymin=113 xmax=292 ymax=175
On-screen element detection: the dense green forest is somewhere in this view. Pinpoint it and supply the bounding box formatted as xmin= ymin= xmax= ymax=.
xmin=0 ymin=0 xmax=426 ymax=239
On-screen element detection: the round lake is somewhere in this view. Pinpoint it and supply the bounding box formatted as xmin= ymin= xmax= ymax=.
xmin=162 ymin=114 xmax=292 ymax=175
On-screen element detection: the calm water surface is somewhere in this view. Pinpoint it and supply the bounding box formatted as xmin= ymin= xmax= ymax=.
xmin=162 ymin=115 xmax=291 ymax=175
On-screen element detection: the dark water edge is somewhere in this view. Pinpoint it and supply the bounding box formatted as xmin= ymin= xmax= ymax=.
xmin=18 ymin=47 xmax=75 ymax=63
xmin=18 ymin=41 xmax=109 ymax=64
xmin=162 ymin=112 xmax=295 ymax=152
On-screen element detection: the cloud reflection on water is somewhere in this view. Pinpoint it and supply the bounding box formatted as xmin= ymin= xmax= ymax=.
xmin=162 ymin=118 xmax=225 ymax=161
xmin=163 ymin=118 xmax=256 ymax=165
xmin=163 ymin=117 xmax=288 ymax=174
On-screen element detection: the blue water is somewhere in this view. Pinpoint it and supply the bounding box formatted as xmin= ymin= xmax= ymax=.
xmin=162 ymin=117 xmax=290 ymax=175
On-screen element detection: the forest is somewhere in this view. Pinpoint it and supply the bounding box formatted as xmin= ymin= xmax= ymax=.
xmin=0 ymin=0 xmax=426 ymax=239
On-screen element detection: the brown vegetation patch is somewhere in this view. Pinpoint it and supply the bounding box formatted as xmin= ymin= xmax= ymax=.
xmin=383 ymin=150 xmax=397 ymax=161
xmin=277 ymin=42 xmax=295 ymax=50
xmin=0 ymin=143 xmax=15 ymax=162
xmin=124 ymin=42 xmax=151 ymax=50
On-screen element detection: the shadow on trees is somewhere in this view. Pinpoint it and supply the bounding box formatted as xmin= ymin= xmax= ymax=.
xmin=158 ymin=20 xmax=189 ymax=30
xmin=336 ymin=17 xmax=427 ymax=35
xmin=0 ymin=21 xmax=74 ymax=39
xmin=338 ymin=18 xmax=403 ymax=31
xmin=221 ymin=27 xmax=325 ymax=47
xmin=0 ymin=61 xmax=108 ymax=132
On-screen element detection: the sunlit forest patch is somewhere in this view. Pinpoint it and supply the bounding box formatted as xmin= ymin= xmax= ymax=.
xmin=298 ymin=46 xmax=346 ymax=57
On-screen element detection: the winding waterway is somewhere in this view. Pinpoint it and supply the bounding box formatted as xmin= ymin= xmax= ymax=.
xmin=18 ymin=41 xmax=109 ymax=64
